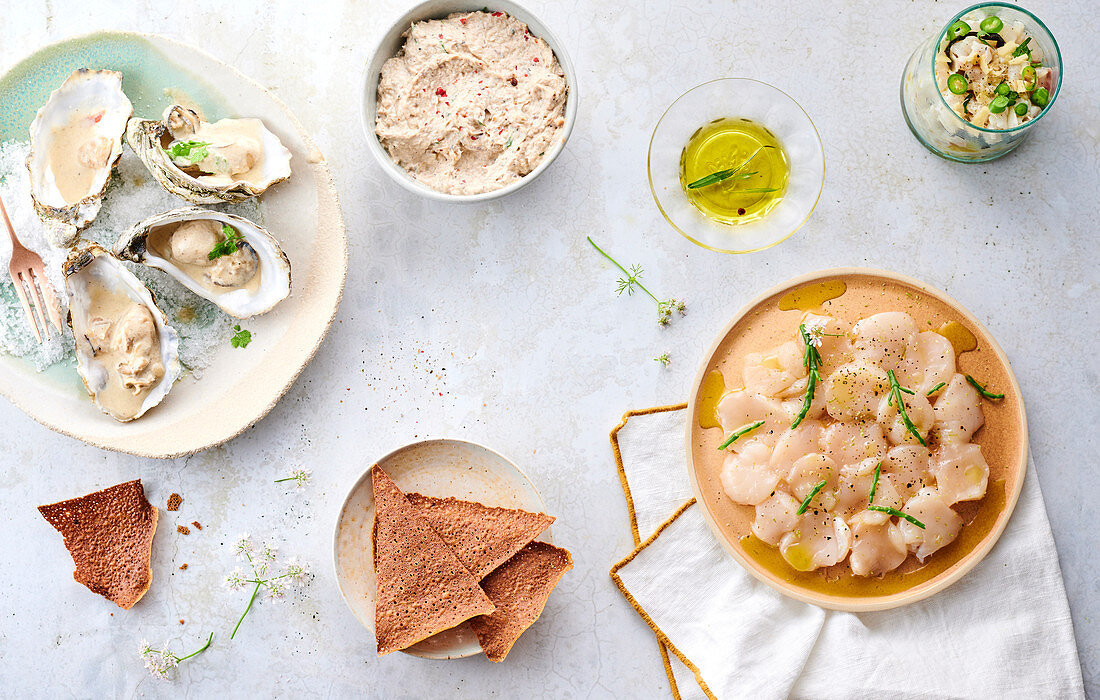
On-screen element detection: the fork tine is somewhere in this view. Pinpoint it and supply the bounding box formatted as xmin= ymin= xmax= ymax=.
xmin=12 ymin=272 xmax=42 ymax=343
xmin=30 ymin=267 xmax=63 ymax=335
xmin=25 ymin=269 xmax=52 ymax=340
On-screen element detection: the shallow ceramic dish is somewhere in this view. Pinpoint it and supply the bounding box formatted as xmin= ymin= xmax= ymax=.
xmin=333 ymin=439 xmax=552 ymax=659
xmin=361 ymin=0 xmax=577 ymax=203
xmin=685 ymin=268 xmax=1027 ymax=611
xmin=649 ymin=78 xmax=824 ymax=254
xmin=0 ymin=32 xmax=347 ymax=457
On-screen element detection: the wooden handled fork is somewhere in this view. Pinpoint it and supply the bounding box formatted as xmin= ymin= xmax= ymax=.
xmin=0 ymin=195 xmax=64 ymax=342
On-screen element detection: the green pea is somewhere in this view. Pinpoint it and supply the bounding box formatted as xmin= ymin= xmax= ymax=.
xmin=989 ymin=95 xmax=1010 ymax=113
xmin=947 ymin=74 xmax=969 ymax=95
xmin=979 ymin=16 xmax=1003 ymax=33
xmin=947 ymin=20 xmax=971 ymax=42
xmin=1014 ymin=102 xmax=1029 ymax=116
xmin=1033 ymin=87 xmax=1050 ymax=107
xmin=996 ymin=82 xmax=1011 ymax=96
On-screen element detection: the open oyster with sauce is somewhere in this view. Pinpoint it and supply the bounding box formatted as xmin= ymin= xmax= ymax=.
xmin=114 ymin=207 xmax=291 ymax=319
xmin=64 ymin=245 xmax=181 ymax=422
xmin=26 ymin=69 xmax=133 ymax=248
xmin=126 ymin=104 xmax=292 ymax=204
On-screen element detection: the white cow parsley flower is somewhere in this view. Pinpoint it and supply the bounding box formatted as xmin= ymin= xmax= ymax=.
xmin=139 ymin=633 xmax=211 ymax=681
xmin=274 ymin=468 xmax=312 ymax=489
xmin=225 ymin=537 xmax=312 ymax=639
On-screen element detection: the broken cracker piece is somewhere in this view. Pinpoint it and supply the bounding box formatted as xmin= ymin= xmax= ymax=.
xmin=371 ymin=466 xmax=495 ymax=656
xmin=167 ymin=493 xmax=182 ymax=511
xmin=471 ymin=541 xmax=573 ymax=662
xmin=406 ymin=493 xmax=554 ymax=580
xmin=177 ymin=525 xmax=190 ymax=535
xmin=38 ymin=480 xmax=158 ymax=610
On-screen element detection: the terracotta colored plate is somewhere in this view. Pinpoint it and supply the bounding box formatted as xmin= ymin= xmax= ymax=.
xmin=332 ymin=439 xmax=552 ymax=659
xmin=685 ymin=268 xmax=1027 ymax=611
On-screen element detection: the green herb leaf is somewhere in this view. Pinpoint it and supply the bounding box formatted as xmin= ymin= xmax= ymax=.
xmin=718 ymin=420 xmax=765 ymax=451
xmin=796 ymin=480 xmax=828 ymax=515
xmin=587 ymin=237 xmax=686 ymax=326
xmin=965 ymin=374 xmax=1004 ymax=399
xmin=887 ymin=369 xmax=927 ymax=446
xmin=208 ymin=224 xmax=244 ymax=261
xmin=685 ymin=146 xmax=773 ymax=190
xmin=654 ymin=352 xmax=671 ymax=367
xmin=791 ymin=323 xmax=824 ymax=429
xmin=867 ymin=504 xmax=925 ymax=529
xmin=926 ymin=382 xmax=946 ymax=396
xmin=868 ymin=462 xmax=882 ymax=504
xmin=230 ymin=324 xmax=252 ymax=349
xmin=1012 ymin=37 xmax=1031 ymax=57
xmin=165 ymin=139 xmax=210 ymax=165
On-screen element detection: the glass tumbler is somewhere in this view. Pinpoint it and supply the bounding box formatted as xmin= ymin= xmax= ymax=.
xmin=900 ymin=2 xmax=1061 ymax=162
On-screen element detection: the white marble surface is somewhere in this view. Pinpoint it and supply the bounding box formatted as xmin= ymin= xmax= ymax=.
xmin=0 ymin=0 xmax=1095 ymax=697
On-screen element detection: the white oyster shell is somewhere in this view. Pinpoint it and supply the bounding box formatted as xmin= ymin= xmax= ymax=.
xmin=63 ymin=245 xmax=181 ymax=422
xmin=114 ymin=206 xmax=291 ymax=318
xmin=125 ymin=104 xmax=292 ymax=204
xmin=26 ymin=69 xmax=132 ymax=248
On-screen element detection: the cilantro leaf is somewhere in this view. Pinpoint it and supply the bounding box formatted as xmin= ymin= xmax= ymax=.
xmin=165 ymin=139 xmax=210 ymax=165
xmin=230 ymin=324 xmax=252 ymax=349
xmin=208 ymin=224 xmax=244 ymax=261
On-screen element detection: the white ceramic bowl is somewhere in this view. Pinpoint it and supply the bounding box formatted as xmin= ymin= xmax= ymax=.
xmin=361 ymin=0 xmax=578 ymax=202
xmin=332 ymin=439 xmax=552 ymax=659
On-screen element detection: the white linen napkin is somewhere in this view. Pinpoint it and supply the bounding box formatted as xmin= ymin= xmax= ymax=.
xmin=609 ymin=406 xmax=1085 ymax=700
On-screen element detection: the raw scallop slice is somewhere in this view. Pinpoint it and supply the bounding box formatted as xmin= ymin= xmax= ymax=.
xmin=742 ymin=340 xmax=805 ymax=397
xmin=823 ymin=359 xmax=889 ymax=423
xmin=802 ymin=312 xmax=851 ymax=374
xmin=882 ymin=445 xmax=933 ymax=500
xmin=786 ymin=453 xmax=838 ymax=511
xmin=851 ymin=312 xmax=918 ymax=374
xmin=930 ymin=443 xmax=989 ymax=505
xmin=779 ymin=512 xmax=851 ymax=571
xmin=932 ymin=374 xmax=985 ymax=444
xmin=822 ymin=421 xmax=887 ymax=475
xmin=770 ymin=421 xmax=825 ymax=475
xmin=897 ymin=331 xmax=956 ymax=395
xmin=751 ymin=492 xmax=801 ymax=545
xmin=848 ymin=510 xmax=908 ymax=577
xmin=720 ymin=441 xmax=781 ymax=506
xmin=370 ymin=467 xmax=495 ymax=656
xmin=781 ymin=378 xmax=828 ymax=421
xmin=835 ymin=470 xmax=903 ymax=521
xmin=899 ymin=487 xmax=963 ymax=561
xmin=876 ymin=389 xmax=934 ymax=446
xmin=716 ymin=390 xmax=792 ymax=451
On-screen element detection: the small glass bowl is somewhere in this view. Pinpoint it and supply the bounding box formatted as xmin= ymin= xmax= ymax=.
xmin=648 ymin=78 xmax=824 ymax=254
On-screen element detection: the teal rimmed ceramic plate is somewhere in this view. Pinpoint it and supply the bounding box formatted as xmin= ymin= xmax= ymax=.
xmin=0 ymin=32 xmax=347 ymax=458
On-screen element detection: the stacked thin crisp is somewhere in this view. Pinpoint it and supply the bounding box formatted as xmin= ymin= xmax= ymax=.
xmin=371 ymin=466 xmax=572 ymax=661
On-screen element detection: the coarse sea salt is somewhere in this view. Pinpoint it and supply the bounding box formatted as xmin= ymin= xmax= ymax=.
xmin=0 ymin=139 xmax=260 ymax=377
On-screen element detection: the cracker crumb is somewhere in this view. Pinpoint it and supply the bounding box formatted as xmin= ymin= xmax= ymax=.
xmin=191 ymin=521 xmax=202 ymax=530
xmin=178 ymin=619 xmax=185 ymax=625
xmin=167 ymin=493 xmax=182 ymax=511
xmin=177 ymin=525 xmax=190 ymax=535
xmin=179 ymin=563 xmax=188 ymax=570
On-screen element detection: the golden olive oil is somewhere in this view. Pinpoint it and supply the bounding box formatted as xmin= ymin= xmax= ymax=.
xmin=680 ymin=118 xmax=790 ymax=225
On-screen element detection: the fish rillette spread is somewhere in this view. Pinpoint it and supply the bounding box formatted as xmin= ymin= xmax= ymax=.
xmin=375 ymin=11 xmax=567 ymax=195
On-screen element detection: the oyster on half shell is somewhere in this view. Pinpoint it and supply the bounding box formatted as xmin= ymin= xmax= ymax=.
xmin=126 ymin=104 xmax=292 ymax=204
xmin=114 ymin=207 xmax=291 ymax=319
xmin=26 ymin=69 xmax=133 ymax=248
xmin=64 ymin=245 xmax=181 ymax=422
